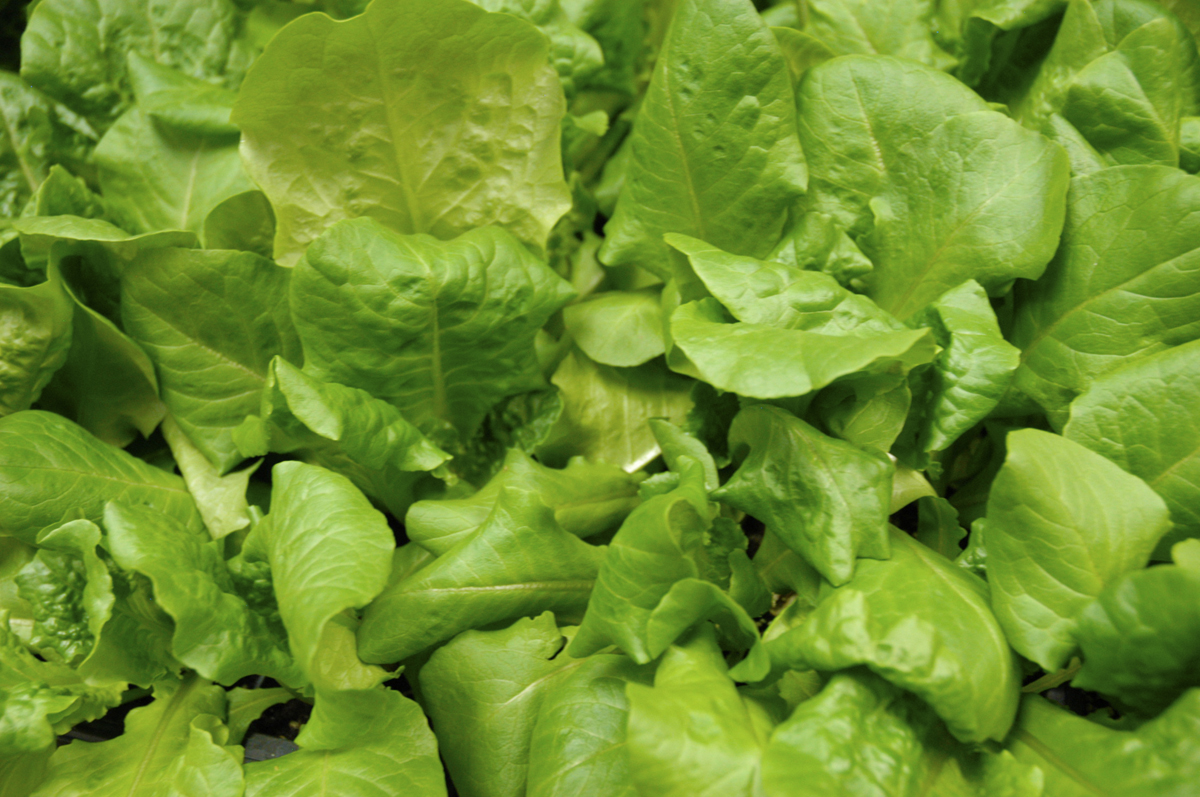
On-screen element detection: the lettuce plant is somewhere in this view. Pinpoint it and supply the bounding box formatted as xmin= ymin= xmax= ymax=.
xmin=2 ymin=0 xmax=1199 ymax=794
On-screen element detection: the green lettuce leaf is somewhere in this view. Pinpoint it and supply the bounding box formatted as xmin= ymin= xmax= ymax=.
xmin=12 ymin=215 xmax=195 ymax=319
xmin=121 ymin=246 xmax=301 ymax=474
xmin=103 ymin=501 xmax=301 ymax=687
xmin=243 ymin=687 xmax=447 ymax=797
xmin=0 ymin=622 xmax=124 ymax=760
xmin=1011 ymin=166 xmax=1200 ymax=424
xmin=797 ymin=55 xmax=1069 ymax=320
xmin=0 ymin=410 xmax=202 ymax=544
xmin=471 ymin=0 xmax=604 ymax=98
xmin=405 ymin=447 xmax=642 ymax=556
xmin=761 ymin=671 xmax=1041 ymax=797
xmin=1008 ymin=0 xmax=1200 ymax=168
xmin=1007 ymin=690 xmax=1200 ymax=797
xmin=264 ymin=461 xmax=395 ymax=690
xmin=232 ymin=0 xmax=571 ymax=264
xmin=561 ymin=0 xmax=644 ymax=96
xmin=34 ymin=268 xmax=164 ymax=448
xmin=21 ymin=0 xmax=251 ymax=132
xmin=0 ymin=268 xmax=73 ymax=417
xmin=539 ymin=348 xmax=694 ymax=471
xmin=30 ymin=675 xmax=243 ymax=797
xmin=567 ymin=458 xmax=708 ymax=662
xmin=670 ymin=298 xmax=937 ymax=399
xmin=291 ymin=218 xmax=575 ymax=442
xmin=903 ymin=280 xmax=1021 ymax=462
xmin=984 ymin=428 xmax=1171 ymax=670
xmin=233 ymin=356 xmax=449 ymax=519
xmin=93 ymin=56 xmax=252 ymax=236
xmin=202 ymin=190 xmax=275 ymax=257
xmin=420 ymin=613 xmax=576 ymax=797
xmin=799 ymin=0 xmax=956 ymax=70
xmin=224 ymin=686 xmax=291 ymax=745
xmin=1065 ymin=339 xmax=1200 ymax=555
xmin=20 ymin=518 xmax=179 ymax=687
xmin=562 ymin=288 xmax=665 ymax=368
xmin=358 ymin=486 xmax=604 ymax=664
xmin=625 ymin=626 xmax=772 ymax=797
xmin=714 ymin=405 xmax=893 ymax=586
xmin=0 ymin=72 xmax=95 ymax=219
xmin=598 ymin=0 xmax=806 ymax=282
xmin=1070 ymin=546 xmax=1200 ymax=715
xmin=764 ymin=527 xmax=1019 ymax=744
xmin=160 ymin=415 xmax=255 ymax=540
xmin=526 ymin=648 xmax=650 ymax=797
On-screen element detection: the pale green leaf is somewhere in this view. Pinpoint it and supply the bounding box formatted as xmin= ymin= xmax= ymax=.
xmin=0 ymin=72 xmax=95 ymax=219
xmin=232 ymin=0 xmax=571 ymax=264
xmin=103 ymin=501 xmax=301 ymax=687
xmin=358 ymin=487 xmax=604 ymax=664
xmin=21 ymin=0 xmax=251 ymax=131
xmin=767 ymin=527 xmax=1020 ymax=744
xmin=802 ymin=0 xmax=956 ymax=70
xmin=35 ymin=274 xmax=164 ymax=448
xmin=291 ymin=218 xmax=575 ymax=440
xmin=714 ymin=405 xmax=893 ymax=586
xmin=30 ymin=676 xmax=240 ymax=797
xmin=161 ymin=415 xmax=254 ymax=540
xmin=243 ymin=687 xmax=447 ymax=797
xmin=0 ymin=410 xmax=202 ymax=544
xmin=599 ymin=0 xmax=806 ymax=281
xmin=265 ymin=462 xmax=395 ymax=690
xmin=121 ymin=246 xmax=301 ymax=474
xmin=1011 ymin=170 xmax=1200 ymax=424
xmin=405 ymin=447 xmax=642 ymax=556
xmin=670 ymin=298 xmax=937 ymax=399
xmin=0 ymin=270 xmax=73 ymax=417
xmin=1007 ymin=690 xmax=1200 ymax=797
xmin=526 ymin=652 xmax=649 ymax=797
xmin=233 ymin=356 xmax=448 ymax=519
xmin=797 ymin=55 xmax=1068 ymax=320
xmin=421 ymin=613 xmax=575 ymax=797
xmin=562 ymin=289 xmax=665 ymax=368
xmin=985 ymin=428 xmax=1171 ymax=670
xmin=539 ymin=348 xmax=693 ymax=472
xmin=1071 ymin=559 xmax=1200 ymax=715
xmin=625 ymin=626 xmax=770 ymax=797
xmin=1065 ymin=339 xmax=1200 ymax=556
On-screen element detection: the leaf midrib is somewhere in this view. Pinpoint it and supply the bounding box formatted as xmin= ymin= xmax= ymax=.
xmin=1012 ymin=727 xmax=1111 ymax=796
xmin=124 ymin=673 xmax=202 ymax=797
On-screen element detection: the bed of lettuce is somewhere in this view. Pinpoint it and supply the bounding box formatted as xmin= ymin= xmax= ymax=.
xmin=1 ymin=0 xmax=1200 ymax=794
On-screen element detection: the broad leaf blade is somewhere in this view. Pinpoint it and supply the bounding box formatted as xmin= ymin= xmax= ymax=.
xmin=405 ymin=447 xmax=642 ymax=555
xmin=243 ymin=687 xmax=447 ymax=797
xmin=420 ymin=613 xmax=576 ymax=797
xmin=232 ymin=0 xmax=571 ymax=264
xmin=985 ymin=428 xmax=1172 ymax=670
xmin=769 ymin=528 xmax=1020 ymax=744
xmin=121 ymin=247 xmax=300 ymax=474
xmin=266 ymin=462 xmax=395 ymax=689
xmin=1065 ymin=339 xmax=1200 ymax=555
xmin=103 ymin=501 xmax=301 ymax=687
xmin=1071 ymin=557 xmax=1200 ymax=715
xmin=0 ymin=410 xmax=202 ymax=544
xmin=598 ymin=0 xmax=805 ymax=281
xmin=358 ymin=487 xmax=604 ymax=664
xmin=1012 ymin=166 xmax=1200 ymax=424
xmin=714 ymin=405 xmax=892 ymax=586
xmin=30 ymin=676 xmax=241 ymax=797
xmin=291 ymin=219 xmax=575 ymax=440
